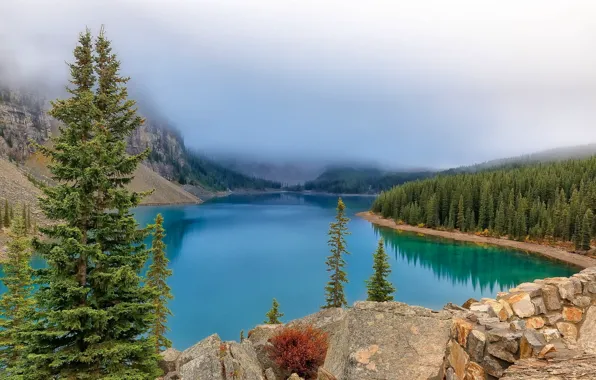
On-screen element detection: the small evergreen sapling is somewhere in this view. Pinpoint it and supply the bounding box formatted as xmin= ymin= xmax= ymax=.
xmin=265 ymin=298 xmax=284 ymax=324
xmin=366 ymin=239 xmax=396 ymax=302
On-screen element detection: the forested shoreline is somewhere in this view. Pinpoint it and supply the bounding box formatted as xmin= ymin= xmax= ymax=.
xmin=372 ymin=157 xmax=596 ymax=251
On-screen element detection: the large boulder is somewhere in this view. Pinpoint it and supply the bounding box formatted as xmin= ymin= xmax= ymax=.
xmin=176 ymin=334 xmax=264 ymax=380
xmin=324 ymin=301 xmax=454 ymax=380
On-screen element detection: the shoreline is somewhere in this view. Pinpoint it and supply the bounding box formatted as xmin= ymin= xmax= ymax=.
xmin=357 ymin=211 xmax=596 ymax=269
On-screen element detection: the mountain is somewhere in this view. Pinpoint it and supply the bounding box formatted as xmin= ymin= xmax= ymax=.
xmin=212 ymin=155 xmax=324 ymax=185
xmin=294 ymin=167 xmax=435 ymax=194
xmin=0 ymin=85 xmax=280 ymax=203
xmin=444 ymin=143 xmax=596 ymax=175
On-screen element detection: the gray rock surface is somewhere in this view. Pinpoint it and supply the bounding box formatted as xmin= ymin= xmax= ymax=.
xmin=501 ymin=353 xmax=596 ymax=379
xmin=174 ymin=334 xmax=264 ymax=380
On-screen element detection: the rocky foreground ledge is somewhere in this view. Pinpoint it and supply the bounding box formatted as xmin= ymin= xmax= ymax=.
xmin=159 ymin=267 xmax=596 ymax=380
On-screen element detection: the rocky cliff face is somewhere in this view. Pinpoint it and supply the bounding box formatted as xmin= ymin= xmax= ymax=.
xmin=0 ymin=87 xmax=52 ymax=161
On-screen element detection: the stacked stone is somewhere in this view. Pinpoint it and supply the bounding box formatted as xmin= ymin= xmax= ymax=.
xmin=440 ymin=266 xmax=596 ymax=379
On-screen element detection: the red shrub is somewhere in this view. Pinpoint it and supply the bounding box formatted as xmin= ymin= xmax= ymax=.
xmin=267 ymin=325 xmax=329 ymax=379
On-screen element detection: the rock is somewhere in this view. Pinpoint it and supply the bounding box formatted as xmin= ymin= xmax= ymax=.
xmin=531 ymin=297 xmax=547 ymax=315
xmin=265 ymin=368 xmax=277 ymax=380
xmin=587 ymin=282 xmax=596 ymax=294
xmin=525 ymin=316 xmax=545 ymax=329
xmin=519 ymin=329 xmax=546 ymax=359
xmin=469 ymin=303 xmax=490 ymax=313
xmin=504 ymin=292 xmax=535 ymax=318
xmin=545 ymin=278 xmax=576 ymax=301
xmin=541 ymin=285 xmax=562 ymax=311
xmin=451 ymin=318 xmax=474 ymax=346
xmin=487 ymin=341 xmax=517 ymax=363
xmin=501 ymin=353 xmax=596 ymax=379
xmin=316 ymin=367 xmax=336 ymax=380
xmin=445 ymin=367 xmax=456 ymax=380
xmin=556 ymin=322 xmax=578 ymax=342
xmin=466 ymin=330 xmax=486 ymax=362
xmin=544 ymin=312 xmax=563 ymax=325
xmin=570 ymin=277 xmax=583 ymax=294
xmin=462 ymin=298 xmax=478 ymax=309
xmin=487 ymin=300 xmax=512 ymax=322
xmin=537 ymin=344 xmax=556 ymax=359
xmin=572 ymin=295 xmax=591 ymax=308
xmin=486 ymin=328 xmax=522 ymax=343
xmin=178 ymin=334 xmax=226 ymax=380
xmin=159 ymin=348 xmax=181 ymax=374
xmin=322 ymin=301 xmax=454 ymax=380
xmin=542 ymin=328 xmax=561 ymax=343
xmin=483 ymin=355 xmax=509 ymax=378
xmin=578 ymin=305 xmax=596 ymax=354
xmin=510 ymin=320 xmax=526 ymax=331
xmin=446 ymin=339 xmax=469 ymax=379
xmin=287 ymin=374 xmax=303 ymax=380
xmin=562 ymin=306 xmax=583 ymax=322
xmin=464 ymin=362 xmax=485 ymax=380
xmin=516 ymin=282 xmax=543 ymax=297
xmin=178 ymin=335 xmax=264 ymax=380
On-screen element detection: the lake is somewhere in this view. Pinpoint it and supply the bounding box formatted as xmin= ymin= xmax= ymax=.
xmin=131 ymin=193 xmax=577 ymax=349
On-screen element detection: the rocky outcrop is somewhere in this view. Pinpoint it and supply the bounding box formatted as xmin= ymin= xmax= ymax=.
xmin=440 ymin=266 xmax=596 ymax=379
xmin=501 ymin=353 xmax=596 ymax=379
xmin=247 ymin=302 xmax=456 ymax=380
xmin=160 ymin=334 xmax=264 ymax=380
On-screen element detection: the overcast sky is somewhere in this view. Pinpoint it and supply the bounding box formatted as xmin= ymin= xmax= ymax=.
xmin=1 ymin=1 xmax=596 ymax=168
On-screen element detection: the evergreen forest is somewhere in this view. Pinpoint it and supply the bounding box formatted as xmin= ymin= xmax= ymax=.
xmin=372 ymin=157 xmax=596 ymax=250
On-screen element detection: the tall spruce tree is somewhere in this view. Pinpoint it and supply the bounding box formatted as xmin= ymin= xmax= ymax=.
xmin=323 ymin=198 xmax=350 ymax=308
xmin=146 ymin=213 xmax=173 ymax=352
xmin=264 ymin=298 xmax=284 ymax=324
xmin=26 ymin=28 xmax=158 ymax=379
xmin=0 ymin=215 xmax=35 ymax=379
xmin=366 ymin=239 xmax=395 ymax=302
xmin=456 ymin=195 xmax=465 ymax=231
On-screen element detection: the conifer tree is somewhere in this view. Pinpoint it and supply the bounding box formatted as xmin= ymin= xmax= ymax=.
xmin=581 ymin=209 xmax=593 ymax=251
xmin=146 ymin=213 xmax=173 ymax=352
xmin=240 ymin=330 xmax=245 ymax=342
xmin=265 ymin=298 xmax=284 ymax=324
xmin=0 ymin=202 xmax=3 ymax=228
xmin=366 ymin=239 xmax=395 ymax=302
xmin=26 ymin=28 xmax=159 ymax=379
xmin=456 ymin=195 xmax=465 ymax=231
xmin=4 ymin=199 xmax=10 ymax=227
xmin=0 ymin=215 xmax=35 ymax=378
xmin=323 ymin=198 xmax=350 ymax=308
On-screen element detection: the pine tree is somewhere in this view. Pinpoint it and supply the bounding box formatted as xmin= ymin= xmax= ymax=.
xmin=366 ymin=239 xmax=395 ymax=302
xmin=494 ymin=198 xmax=506 ymax=236
xmin=323 ymin=198 xmax=350 ymax=308
xmin=26 ymin=28 xmax=159 ymax=379
xmin=4 ymin=199 xmax=10 ymax=227
xmin=240 ymin=330 xmax=245 ymax=342
xmin=581 ymin=209 xmax=593 ymax=251
xmin=147 ymin=213 xmax=173 ymax=352
xmin=264 ymin=298 xmax=284 ymax=324
xmin=456 ymin=195 xmax=465 ymax=231
xmin=0 ymin=215 xmax=35 ymax=378
xmin=20 ymin=204 xmax=26 ymax=233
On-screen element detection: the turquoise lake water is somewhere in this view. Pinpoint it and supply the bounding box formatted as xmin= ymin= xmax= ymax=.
xmin=0 ymin=192 xmax=578 ymax=350
xmin=132 ymin=193 xmax=576 ymax=349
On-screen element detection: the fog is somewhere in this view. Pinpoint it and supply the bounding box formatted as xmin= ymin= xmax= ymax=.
xmin=2 ymin=1 xmax=596 ymax=168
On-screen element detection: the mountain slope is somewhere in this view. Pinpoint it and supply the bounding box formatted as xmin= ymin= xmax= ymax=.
xmin=0 ymin=85 xmax=277 ymax=202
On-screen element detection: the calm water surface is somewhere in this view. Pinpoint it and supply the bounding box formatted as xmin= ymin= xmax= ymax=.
xmin=132 ymin=193 xmax=576 ymax=349
xmin=0 ymin=193 xmax=577 ymax=350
